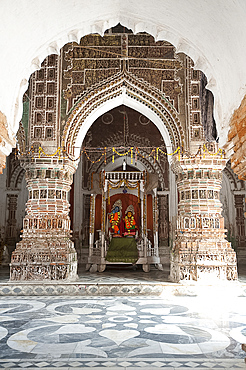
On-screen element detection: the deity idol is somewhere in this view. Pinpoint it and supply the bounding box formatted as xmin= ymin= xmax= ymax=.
xmin=109 ymin=199 xmax=122 ymax=236
xmin=124 ymin=205 xmax=137 ymax=235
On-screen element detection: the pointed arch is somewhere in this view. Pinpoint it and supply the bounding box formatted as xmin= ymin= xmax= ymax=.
xmin=62 ymin=70 xmax=184 ymax=160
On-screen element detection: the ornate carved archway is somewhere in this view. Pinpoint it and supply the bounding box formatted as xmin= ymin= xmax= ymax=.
xmin=62 ymin=69 xmax=184 ymax=159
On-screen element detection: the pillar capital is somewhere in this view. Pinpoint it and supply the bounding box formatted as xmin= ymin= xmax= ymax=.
xmin=171 ymin=143 xmax=227 ymax=175
xmin=19 ymin=156 xmax=77 ymax=182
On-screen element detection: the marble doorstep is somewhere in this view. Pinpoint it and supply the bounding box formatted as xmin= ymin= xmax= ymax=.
xmin=0 ymin=265 xmax=163 ymax=297
xmin=0 ymin=265 xmax=245 ymax=297
xmin=0 ymin=358 xmax=245 ymax=369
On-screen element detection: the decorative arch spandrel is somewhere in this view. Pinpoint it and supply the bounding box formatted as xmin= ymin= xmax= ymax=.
xmin=62 ymin=71 xmax=184 ymax=158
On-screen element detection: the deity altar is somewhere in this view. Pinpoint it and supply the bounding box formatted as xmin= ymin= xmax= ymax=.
xmin=87 ymin=170 xmax=161 ymax=272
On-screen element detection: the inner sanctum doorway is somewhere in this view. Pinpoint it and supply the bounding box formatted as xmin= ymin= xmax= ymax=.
xmin=71 ymin=105 xmax=171 ymax=273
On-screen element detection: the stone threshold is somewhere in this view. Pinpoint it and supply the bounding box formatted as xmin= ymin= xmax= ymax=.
xmin=0 ymin=279 xmax=245 ymax=296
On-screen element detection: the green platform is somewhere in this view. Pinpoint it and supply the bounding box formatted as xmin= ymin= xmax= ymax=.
xmin=106 ymin=237 xmax=138 ymax=263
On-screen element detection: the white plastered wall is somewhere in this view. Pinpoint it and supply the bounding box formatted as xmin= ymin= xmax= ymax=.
xmin=1 ymin=0 xmax=246 ymax=151
xmin=220 ymin=172 xmax=236 ymax=233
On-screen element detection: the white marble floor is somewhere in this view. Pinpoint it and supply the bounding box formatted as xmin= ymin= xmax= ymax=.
xmin=0 ymin=265 xmax=245 ymax=368
xmin=0 ymin=293 xmax=245 ymax=369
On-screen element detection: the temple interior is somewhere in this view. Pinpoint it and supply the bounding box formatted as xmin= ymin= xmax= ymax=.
xmin=0 ymin=24 xmax=244 ymax=281
xmin=0 ymin=2 xmax=246 ymax=368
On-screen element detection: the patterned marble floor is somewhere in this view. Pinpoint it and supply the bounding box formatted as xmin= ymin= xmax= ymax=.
xmin=0 ymin=293 xmax=246 ymax=369
xmin=0 ymin=265 xmax=245 ymax=368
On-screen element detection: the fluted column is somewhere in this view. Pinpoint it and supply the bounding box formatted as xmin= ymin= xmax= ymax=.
xmin=170 ymin=144 xmax=237 ymax=282
xmin=10 ymin=157 xmax=77 ymax=281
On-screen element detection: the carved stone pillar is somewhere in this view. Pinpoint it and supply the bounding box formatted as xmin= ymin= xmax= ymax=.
xmin=158 ymin=194 xmax=169 ymax=267
xmin=234 ymin=194 xmax=246 ymax=266
xmin=6 ymin=194 xmax=18 ymax=244
xmin=10 ymin=158 xmax=77 ymax=281
xmin=170 ymin=145 xmax=238 ymax=282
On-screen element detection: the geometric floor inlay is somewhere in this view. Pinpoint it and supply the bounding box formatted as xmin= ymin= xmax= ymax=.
xmin=0 ymin=295 xmax=245 ymax=368
xmin=0 ymin=266 xmax=245 ymax=368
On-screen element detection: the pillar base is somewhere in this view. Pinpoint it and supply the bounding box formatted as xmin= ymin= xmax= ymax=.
xmin=10 ymin=238 xmax=77 ymax=281
xmin=170 ymin=239 xmax=238 ymax=282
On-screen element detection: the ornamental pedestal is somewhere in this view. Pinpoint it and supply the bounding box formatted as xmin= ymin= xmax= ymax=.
xmin=10 ymin=158 xmax=77 ymax=281
xmin=170 ymin=146 xmax=237 ymax=282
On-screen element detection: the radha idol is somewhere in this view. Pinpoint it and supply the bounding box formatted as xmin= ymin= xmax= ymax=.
xmin=124 ymin=205 xmax=137 ymax=236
